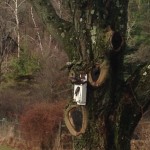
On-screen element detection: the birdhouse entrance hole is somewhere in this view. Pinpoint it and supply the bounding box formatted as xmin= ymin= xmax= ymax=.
xmin=73 ymin=74 xmax=87 ymax=105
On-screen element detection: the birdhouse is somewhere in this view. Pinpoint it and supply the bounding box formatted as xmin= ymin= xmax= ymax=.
xmin=73 ymin=74 xmax=87 ymax=105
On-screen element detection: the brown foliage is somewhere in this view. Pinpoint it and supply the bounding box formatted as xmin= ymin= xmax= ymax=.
xmin=20 ymin=100 xmax=66 ymax=148
xmin=0 ymin=89 xmax=28 ymax=120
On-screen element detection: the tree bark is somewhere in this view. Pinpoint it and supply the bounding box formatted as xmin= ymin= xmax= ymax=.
xmin=28 ymin=0 xmax=150 ymax=150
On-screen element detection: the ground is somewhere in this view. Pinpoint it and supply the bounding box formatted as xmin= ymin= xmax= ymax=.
xmin=0 ymin=145 xmax=16 ymax=150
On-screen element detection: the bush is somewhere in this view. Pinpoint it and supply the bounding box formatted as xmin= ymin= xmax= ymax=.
xmin=20 ymin=100 xmax=66 ymax=148
xmin=10 ymin=49 xmax=40 ymax=79
xmin=0 ymin=89 xmax=27 ymax=121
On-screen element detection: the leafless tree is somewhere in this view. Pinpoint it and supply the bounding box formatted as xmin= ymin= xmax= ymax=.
xmin=0 ymin=19 xmax=17 ymax=82
xmin=4 ymin=0 xmax=26 ymax=58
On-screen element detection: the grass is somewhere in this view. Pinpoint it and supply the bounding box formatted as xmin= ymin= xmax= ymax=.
xmin=0 ymin=145 xmax=17 ymax=150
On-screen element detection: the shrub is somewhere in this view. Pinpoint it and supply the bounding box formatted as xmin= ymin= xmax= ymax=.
xmin=20 ymin=100 xmax=66 ymax=148
xmin=10 ymin=49 xmax=40 ymax=79
xmin=0 ymin=89 xmax=27 ymax=121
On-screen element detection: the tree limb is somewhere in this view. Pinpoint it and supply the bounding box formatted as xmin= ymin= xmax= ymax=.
xmin=28 ymin=0 xmax=77 ymax=59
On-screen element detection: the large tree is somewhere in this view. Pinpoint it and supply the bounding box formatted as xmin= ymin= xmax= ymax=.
xmin=28 ymin=0 xmax=150 ymax=150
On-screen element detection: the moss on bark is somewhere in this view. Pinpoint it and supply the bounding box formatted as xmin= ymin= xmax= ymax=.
xmin=28 ymin=0 xmax=78 ymax=59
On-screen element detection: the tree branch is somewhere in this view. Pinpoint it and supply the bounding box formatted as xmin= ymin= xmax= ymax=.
xmin=31 ymin=6 xmax=43 ymax=56
xmin=18 ymin=0 xmax=26 ymax=8
xmin=118 ymin=64 xmax=150 ymax=137
xmin=28 ymin=0 xmax=77 ymax=59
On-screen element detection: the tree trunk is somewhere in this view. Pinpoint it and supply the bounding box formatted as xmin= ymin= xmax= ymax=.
xmin=28 ymin=0 xmax=150 ymax=149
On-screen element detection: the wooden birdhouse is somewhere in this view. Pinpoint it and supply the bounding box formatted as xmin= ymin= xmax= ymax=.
xmin=73 ymin=74 xmax=87 ymax=105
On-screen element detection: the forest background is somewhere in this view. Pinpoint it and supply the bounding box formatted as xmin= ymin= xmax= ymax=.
xmin=0 ymin=0 xmax=149 ymax=150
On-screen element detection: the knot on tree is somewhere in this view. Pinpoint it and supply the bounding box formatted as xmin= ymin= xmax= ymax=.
xmin=64 ymin=104 xmax=88 ymax=136
xmin=111 ymin=31 xmax=124 ymax=52
xmin=105 ymin=25 xmax=124 ymax=52
xmin=88 ymin=60 xmax=110 ymax=87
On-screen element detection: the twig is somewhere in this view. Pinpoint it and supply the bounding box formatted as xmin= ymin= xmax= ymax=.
xmin=18 ymin=0 xmax=26 ymax=8
xmin=31 ymin=7 xmax=43 ymax=56
xmin=129 ymin=83 xmax=144 ymax=115
xmin=5 ymin=2 xmax=14 ymax=12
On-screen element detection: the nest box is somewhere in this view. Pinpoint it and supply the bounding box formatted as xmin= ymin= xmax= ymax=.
xmin=73 ymin=74 xmax=87 ymax=105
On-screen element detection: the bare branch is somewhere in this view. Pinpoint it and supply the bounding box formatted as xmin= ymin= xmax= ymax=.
xmin=18 ymin=0 xmax=26 ymax=8
xmin=12 ymin=0 xmax=16 ymax=3
xmin=28 ymin=0 xmax=77 ymax=59
xmin=5 ymin=2 xmax=15 ymax=12
xmin=30 ymin=6 xmax=43 ymax=56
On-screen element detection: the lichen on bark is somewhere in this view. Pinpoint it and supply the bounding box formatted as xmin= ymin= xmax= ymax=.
xmin=28 ymin=0 xmax=79 ymax=59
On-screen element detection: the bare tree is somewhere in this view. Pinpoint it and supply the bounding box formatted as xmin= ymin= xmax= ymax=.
xmin=0 ymin=17 xmax=17 ymax=82
xmin=5 ymin=0 xmax=26 ymax=58
xmin=30 ymin=6 xmax=43 ymax=56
